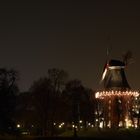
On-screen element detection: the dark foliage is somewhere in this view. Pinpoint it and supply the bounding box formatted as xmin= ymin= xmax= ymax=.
xmin=0 ymin=68 xmax=19 ymax=134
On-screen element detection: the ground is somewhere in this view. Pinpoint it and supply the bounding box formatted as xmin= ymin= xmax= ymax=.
xmin=0 ymin=128 xmax=140 ymax=140
xmin=59 ymin=128 xmax=140 ymax=139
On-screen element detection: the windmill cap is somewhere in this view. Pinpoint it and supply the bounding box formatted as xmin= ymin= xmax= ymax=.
xmin=108 ymin=59 xmax=125 ymax=67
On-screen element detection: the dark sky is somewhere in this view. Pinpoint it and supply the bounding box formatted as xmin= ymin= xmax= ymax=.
xmin=0 ymin=1 xmax=140 ymax=91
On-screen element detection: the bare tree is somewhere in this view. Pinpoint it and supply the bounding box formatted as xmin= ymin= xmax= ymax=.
xmin=0 ymin=68 xmax=19 ymax=134
xmin=30 ymin=78 xmax=53 ymax=136
xmin=48 ymin=68 xmax=68 ymax=136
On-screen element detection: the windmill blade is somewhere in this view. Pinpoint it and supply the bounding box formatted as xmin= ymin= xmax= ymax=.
xmin=122 ymin=50 xmax=133 ymax=65
xmin=101 ymin=61 xmax=109 ymax=82
xmin=101 ymin=68 xmax=108 ymax=81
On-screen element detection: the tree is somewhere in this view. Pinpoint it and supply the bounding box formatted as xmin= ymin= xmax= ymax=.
xmin=79 ymin=88 xmax=94 ymax=130
xmin=48 ymin=68 xmax=68 ymax=93
xmin=0 ymin=68 xmax=19 ymax=134
xmin=15 ymin=91 xmax=38 ymax=135
xmin=63 ymin=80 xmax=85 ymax=137
xmin=47 ymin=68 xmax=68 ymax=136
xmin=29 ymin=68 xmax=68 ymax=136
xmin=63 ymin=80 xmax=95 ymax=135
xmin=29 ymin=77 xmax=53 ymax=136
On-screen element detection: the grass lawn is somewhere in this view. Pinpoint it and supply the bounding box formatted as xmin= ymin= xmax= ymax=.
xmin=59 ymin=128 xmax=140 ymax=139
xmin=0 ymin=128 xmax=140 ymax=140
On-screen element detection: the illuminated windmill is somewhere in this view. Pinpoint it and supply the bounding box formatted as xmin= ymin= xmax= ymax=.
xmin=95 ymin=57 xmax=139 ymax=128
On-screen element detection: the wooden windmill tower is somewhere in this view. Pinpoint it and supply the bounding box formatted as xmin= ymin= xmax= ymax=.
xmin=95 ymin=51 xmax=139 ymax=128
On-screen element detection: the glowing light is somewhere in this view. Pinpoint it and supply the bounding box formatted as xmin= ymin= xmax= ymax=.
xmin=119 ymin=121 xmax=123 ymax=127
xmin=99 ymin=122 xmax=103 ymax=128
xmin=59 ymin=125 xmax=62 ymax=128
xmin=61 ymin=122 xmax=65 ymax=125
xmin=17 ymin=124 xmax=21 ymax=128
xmin=107 ymin=121 xmax=111 ymax=128
xmin=135 ymin=124 xmax=138 ymax=128
xmin=79 ymin=120 xmax=82 ymax=123
xmin=88 ymin=123 xmax=91 ymax=126
xmin=72 ymin=125 xmax=77 ymax=129
xmin=95 ymin=111 xmax=98 ymax=115
xmin=58 ymin=122 xmax=65 ymax=128
xmin=95 ymin=92 xmax=100 ymax=98
xmin=21 ymin=131 xmax=29 ymax=135
xmin=95 ymin=90 xmax=139 ymax=99
xmin=136 ymin=110 xmax=139 ymax=114
xmin=125 ymin=118 xmax=132 ymax=128
xmin=118 ymin=100 xmax=121 ymax=103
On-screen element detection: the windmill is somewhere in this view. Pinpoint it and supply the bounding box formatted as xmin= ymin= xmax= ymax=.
xmin=95 ymin=50 xmax=139 ymax=128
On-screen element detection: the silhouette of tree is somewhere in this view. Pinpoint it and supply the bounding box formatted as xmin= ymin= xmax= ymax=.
xmin=47 ymin=68 xmax=68 ymax=136
xmin=29 ymin=68 xmax=68 ymax=136
xmin=80 ymin=88 xmax=94 ymax=130
xmin=63 ymin=80 xmax=86 ymax=137
xmin=0 ymin=68 xmax=19 ymax=134
xmin=15 ymin=91 xmax=38 ymax=135
xmin=48 ymin=68 xmax=68 ymax=92
xmin=29 ymin=77 xmax=53 ymax=136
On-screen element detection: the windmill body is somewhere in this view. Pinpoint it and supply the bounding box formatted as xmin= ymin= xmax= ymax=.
xmin=95 ymin=59 xmax=139 ymax=128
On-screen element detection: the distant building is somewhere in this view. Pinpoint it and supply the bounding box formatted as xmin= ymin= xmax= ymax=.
xmin=94 ymin=59 xmax=139 ymax=128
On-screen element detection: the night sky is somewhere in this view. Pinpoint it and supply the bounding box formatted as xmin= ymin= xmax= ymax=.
xmin=0 ymin=1 xmax=140 ymax=91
